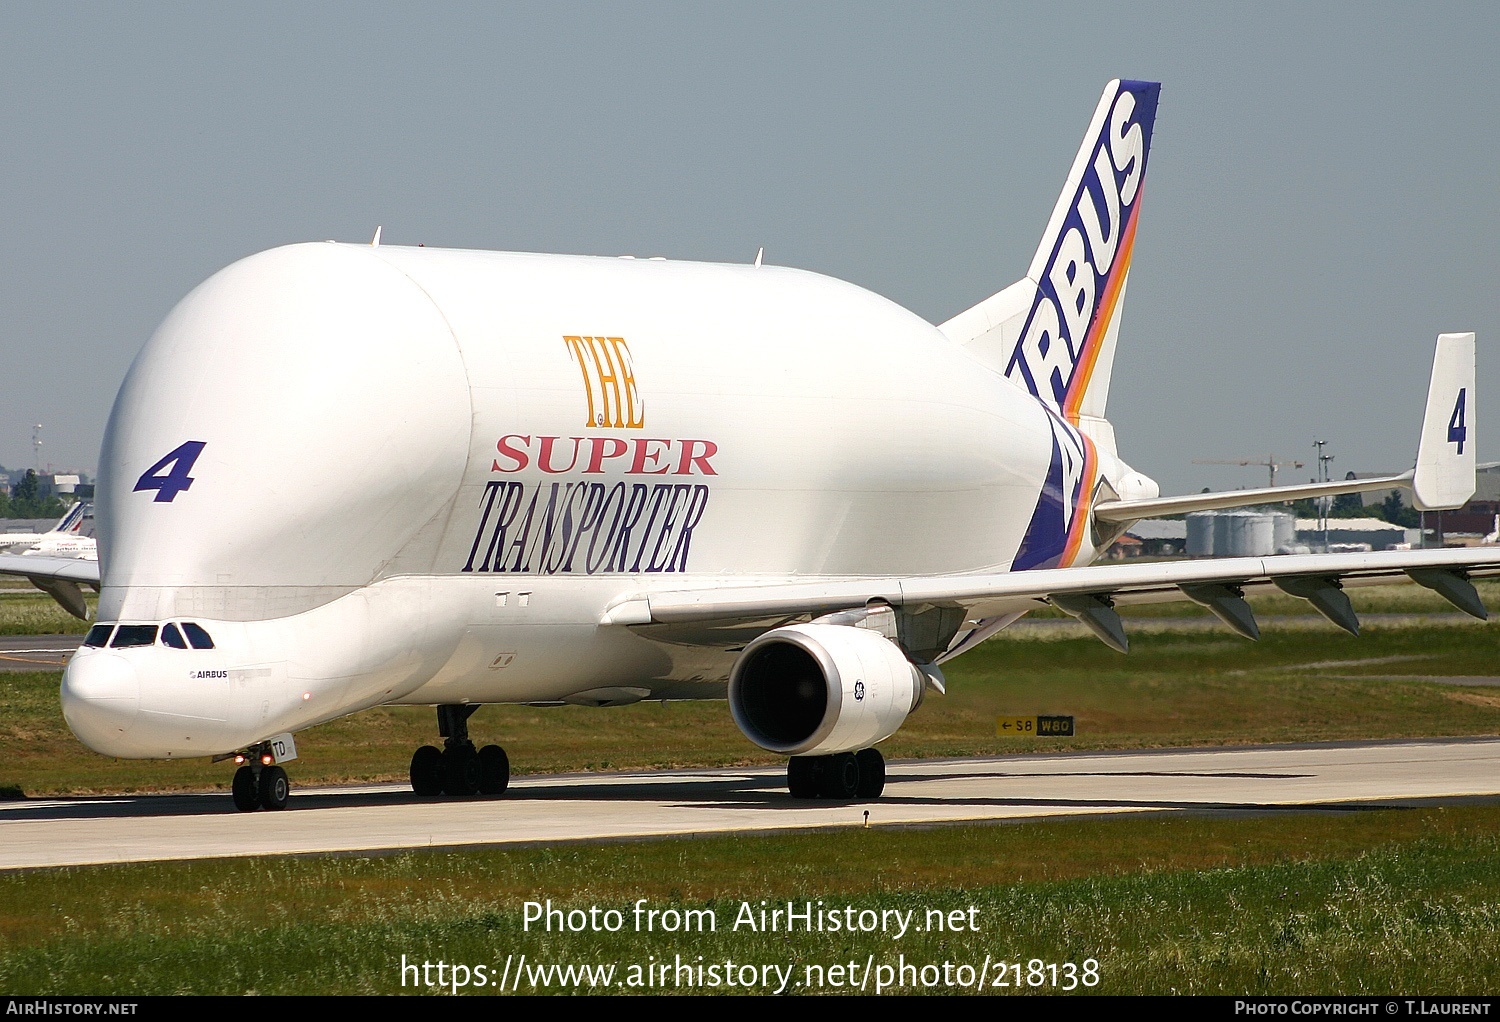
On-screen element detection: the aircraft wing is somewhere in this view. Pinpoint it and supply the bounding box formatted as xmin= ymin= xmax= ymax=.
xmin=603 ymin=545 xmax=1500 ymax=658
xmin=593 ymin=331 xmax=1492 ymax=661
xmin=0 ymin=555 xmax=100 ymax=620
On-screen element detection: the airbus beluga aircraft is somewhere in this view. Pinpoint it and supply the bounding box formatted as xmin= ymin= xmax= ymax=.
xmin=50 ymin=80 xmax=1499 ymax=812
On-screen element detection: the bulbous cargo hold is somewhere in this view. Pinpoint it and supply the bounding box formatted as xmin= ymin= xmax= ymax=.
xmin=94 ymin=240 xmax=1067 ymax=628
xmin=95 ymin=242 xmax=473 ymax=624
xmin=68 ymin=238 xmax=1066 ymax=768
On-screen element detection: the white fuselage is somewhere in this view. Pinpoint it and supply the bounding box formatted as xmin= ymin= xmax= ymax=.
xmin=62 ymin=242 xmax=1140 ymax=758
xmin=3 ymin=535 xmax=96 ymax=559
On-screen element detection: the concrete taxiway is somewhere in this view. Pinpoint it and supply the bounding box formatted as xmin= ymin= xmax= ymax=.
xmin=2 ymin=737 xmax=1497 ymax=870
xmin=0 ymin=633 xmax=80 ymax=671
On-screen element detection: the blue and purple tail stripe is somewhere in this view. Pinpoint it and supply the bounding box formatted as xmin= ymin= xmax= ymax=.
xmin=1010 ymin=80 xmax=1159 ymax=570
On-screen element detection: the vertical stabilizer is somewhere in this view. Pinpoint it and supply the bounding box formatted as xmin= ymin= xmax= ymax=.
xmin=941 ymin=80 xmax=1160 ymax=431
xmin=50 ymin=501 xmax=88 ymax=535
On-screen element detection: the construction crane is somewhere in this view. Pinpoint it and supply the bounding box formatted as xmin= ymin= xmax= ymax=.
xmin=1191 ymin=455 xmax=1305 ymax=489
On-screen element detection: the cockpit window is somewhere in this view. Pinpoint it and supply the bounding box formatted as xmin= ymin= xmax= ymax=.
xmin=111 ymin=625 xmax=158 ymax=648
xmin=161 ymin=623 xmax=188 ymax=649
xmin=83 ymin=624 xmax=114 ymax=648
xmin=182 ymin=622 xmax=215 ymax=650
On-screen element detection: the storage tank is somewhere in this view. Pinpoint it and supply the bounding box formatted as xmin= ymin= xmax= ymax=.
xmin=1189 ymin=509 xmax=1295 ymax=557
xmin=1220 ymin=512 xmax=1262 ymax=557
xmin=1273 ymin=513 xmax=1295 ymax=552
xmin=1186 ymin=512 xmax=1216 ymax=556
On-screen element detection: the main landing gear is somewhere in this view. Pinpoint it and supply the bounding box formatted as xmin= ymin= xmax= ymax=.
xmin=787 ymin=748 xmax=885 ymax=800
xmin=410 ymin=704 xmax=510 ymax=797
xmin=230 ymin=745 xmax=291 ymax=812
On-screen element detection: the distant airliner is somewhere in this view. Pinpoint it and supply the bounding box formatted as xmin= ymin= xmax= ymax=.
xmin=44 ymin=80 xmax=1498 ymax=811
xmin=0 ymin=502 xmax=97 ymax=619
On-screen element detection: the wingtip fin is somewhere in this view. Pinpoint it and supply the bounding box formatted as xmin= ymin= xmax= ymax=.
xmin=1413 ymin=332 xmax=1476 ymax=511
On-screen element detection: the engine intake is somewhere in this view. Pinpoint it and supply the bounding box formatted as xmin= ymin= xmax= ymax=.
xmin=729 ymin=623 xmax=923 ymax=756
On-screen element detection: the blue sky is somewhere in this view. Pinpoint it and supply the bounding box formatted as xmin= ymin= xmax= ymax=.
xmin=2 ymin=3 xmax=1495 ymax=494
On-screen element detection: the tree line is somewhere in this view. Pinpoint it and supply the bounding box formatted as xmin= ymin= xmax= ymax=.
xmin=1286 ymin=490 xmax=1420 ymax=527
xmin=0 ymin=468 xmax=71 ymax=519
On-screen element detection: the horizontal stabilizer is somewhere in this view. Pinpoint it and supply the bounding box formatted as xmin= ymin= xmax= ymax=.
xmin=1093 ymin=471 xmax=1412 ymax=522
xmin=1097 ymin=331 xmax=1476 ymax=522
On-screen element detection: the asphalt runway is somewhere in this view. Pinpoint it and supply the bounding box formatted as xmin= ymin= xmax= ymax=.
xmin=3 ymin=737 xmax=1498 ymax=870
xmin=0 ymin=633 xmax=80 ymax=671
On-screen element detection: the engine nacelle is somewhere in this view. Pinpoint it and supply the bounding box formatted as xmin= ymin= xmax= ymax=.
xmin=728 ymin=623 xmax=924 ymax=756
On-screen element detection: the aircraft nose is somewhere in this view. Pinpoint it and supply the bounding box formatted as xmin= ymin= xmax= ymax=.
xmin=61 ymin=653 xmax=141 ymax=754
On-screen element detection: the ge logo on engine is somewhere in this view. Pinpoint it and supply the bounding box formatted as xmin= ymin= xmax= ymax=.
xmin=854 ymin=680 xmax=865 ymax=701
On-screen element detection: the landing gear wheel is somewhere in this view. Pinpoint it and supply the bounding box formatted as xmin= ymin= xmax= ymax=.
xmin=787 ymin=756 xmax=821 ymax=799
xmin=855 ymin=748 xmax=886 ymax=799
xmin=819 ymin=752 xmax=860 ymax=800
xmin=411 ymin=745 xmax=443 ymax=796
xmin=231 ymin=765 xmax=260 ymax=812
xmin=441 ymin=744 xmax=480 ymax=796
xmin=258 ymin=765 xmax=290 ymax=811
xmin=478 ymin=744 xmax=510 ymax=796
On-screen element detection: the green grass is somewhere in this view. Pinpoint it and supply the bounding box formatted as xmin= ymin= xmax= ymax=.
xmin=6 ymin=579 xmax=1500 ymax=995
xmin=7 ymin=621 xmax=1500 ymax=796
xmin=2 ymin=807 xmax=1497 ymax=994
xmin=0 ymin=590 xmax=92 ymax=635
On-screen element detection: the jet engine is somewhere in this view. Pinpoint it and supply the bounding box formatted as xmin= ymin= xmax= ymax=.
xmin=728 ymin=623 xmax=924 ymax=756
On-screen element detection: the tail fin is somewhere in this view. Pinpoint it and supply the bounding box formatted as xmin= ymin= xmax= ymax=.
xmin=941 ymin=79 xmax=1160 ymax=437
xmin=48 ymin=501 xmax=89 ymax=535
xmin=1413 ymin=332 xmax=1476 ymax=510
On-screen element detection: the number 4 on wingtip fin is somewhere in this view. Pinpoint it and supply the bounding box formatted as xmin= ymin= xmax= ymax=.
xmin=1413 ymin=332 xmax=1476 ymax=511
xmin=1448 ymin=388 xmax=1467 ymax=454
xmin=133 ymin=441 xmax=207 ymax=503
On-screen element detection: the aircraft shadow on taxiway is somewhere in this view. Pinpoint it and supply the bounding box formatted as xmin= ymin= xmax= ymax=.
xmin=13 ymin=767 xmax=1496 ymax=825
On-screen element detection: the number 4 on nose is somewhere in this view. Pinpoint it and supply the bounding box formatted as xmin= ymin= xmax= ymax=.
xmin=134 ymin=441 xmax=207 ymax=502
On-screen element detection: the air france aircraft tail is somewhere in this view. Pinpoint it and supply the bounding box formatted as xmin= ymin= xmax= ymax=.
xmin=0 ymin=500 xmax=90 ymax=549
xmin=50 ymin=501 xmax=90 ymax=536
xmin=940 ymin=79 xmax=1160 ymax=455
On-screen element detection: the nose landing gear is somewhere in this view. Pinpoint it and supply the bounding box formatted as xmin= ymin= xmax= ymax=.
xmin=227 ymin=743 xmax=292 ymax=812
xmin=410 ymin=704 xmax=510 ymax=798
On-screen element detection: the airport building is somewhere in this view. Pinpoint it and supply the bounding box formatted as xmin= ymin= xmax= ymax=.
xmin=1119 ymin=519 xmax=1186 ymax=557
xmin=0 ymin=470 xmax=94 ymax=500
xmin=39 ymin=474 xmax=82 ymax=497
xmin=1290 ymin=517 xmax=1420 ymax=552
